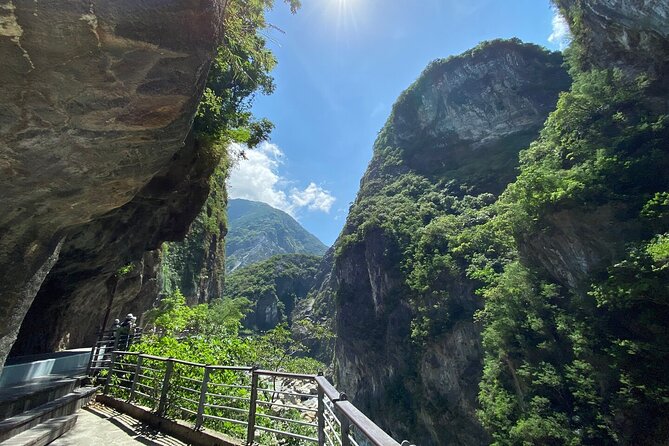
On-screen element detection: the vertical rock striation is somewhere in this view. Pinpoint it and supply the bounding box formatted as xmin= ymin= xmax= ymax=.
xmin=161 ymin=162 xmax=229 ymax=307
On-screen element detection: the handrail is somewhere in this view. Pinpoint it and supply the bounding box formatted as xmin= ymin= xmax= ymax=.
xmin=336 ymin=401 xmax=399 ymax=446
xmin=85 ymin=329 xmax=143 ymax=375
xmin=97 ymin=350 xmax=403 ymax=446
xmin=315 ymin=375 xmax=341 ymax=401
xmin=209 ymin=364 xmax=254 ymax=371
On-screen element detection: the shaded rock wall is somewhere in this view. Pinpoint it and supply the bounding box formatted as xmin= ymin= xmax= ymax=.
xmin=292 ymin=249 xmax=337 ymax=362
xmin=11 ymin=135 xmax=220 ymax=355
xmin=526 ymin=0 xmax=669 ymax=294
xmin=517 ymin=205 xmax=644 ymax=292
xmin=0 ymin=0 xmax=224 ymax=365
xmin=222 ymin=253 xmax=322 ymax=331
xmin=162 ymin=217 xmax=228 ymax=307
xmin=161 ymin=166 xmax=229 ymax=307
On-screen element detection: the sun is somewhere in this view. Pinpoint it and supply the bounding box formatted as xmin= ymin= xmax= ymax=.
xmin=332 ymin=0 xmax=357 ymax=13
xmin=327 ymin=0 xmax=362 ymax=32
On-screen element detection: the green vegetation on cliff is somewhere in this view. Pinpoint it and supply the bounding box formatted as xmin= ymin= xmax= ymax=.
xmin=377 ymin=42 xmax=669 ymax=445
xmin=222 ymin=253 xmax=333 ymax=362
xmin=226 ymin=199 xmax=327 ymax=272
xmin=195 ymin=0 xmax=300 ymax=147
xmin=160 ymin=0 xmax=302 ymax=304
xmin=336 ymin=40 xmax=569 ymax=345
xmin=348 ymin=49 xmax=669 ymax=445
xmin=327 ymin=34 xmax=669 ymax=445
xmin=161 ymin=157 xmax=231 ymax=304
xmin=472 ymin=50 xmax=669 ymax=445
xmin=329 ymin=39 xmax=570 ymax=445
xmin=223 ymin=254 xmax=321 ymax=330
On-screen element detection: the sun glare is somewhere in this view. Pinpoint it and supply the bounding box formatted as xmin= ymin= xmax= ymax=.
xmin=327 ymin=0 xmax=363 ymax=35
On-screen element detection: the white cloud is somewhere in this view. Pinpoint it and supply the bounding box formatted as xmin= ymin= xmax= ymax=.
xmin=227 ymin=142 xmax=336 ymax=217
xmin=290 ymin=182 xmax=336 ymax=213
xmin=548 ymin=9 xmax=571 ymax=50
xmin=226 ymin=142 xmax=289 ymax=211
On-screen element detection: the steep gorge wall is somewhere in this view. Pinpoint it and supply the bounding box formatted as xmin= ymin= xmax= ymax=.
xmin=315 ymin=2 xmax=669 ymax=444
xmin=223 ymin=254 xmax=322 ymax=331
xmin=0 ymin=0 xmax=225 ymax=363
xmin=322 ymin=41 xmax=571 ymax=445
xmin=534 ymin=0 xmax=669 ymax=293
xmin=160 ymin=162 xmax=229 ymax=307
xmin=479 ymin=2 xmax=669 ymax=443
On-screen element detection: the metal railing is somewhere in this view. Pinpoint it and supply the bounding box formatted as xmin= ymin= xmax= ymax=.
xmin=86 ymin=328 xmax=143 ymax=375
xmin=99 ymin=351 xmax=400 ymax=446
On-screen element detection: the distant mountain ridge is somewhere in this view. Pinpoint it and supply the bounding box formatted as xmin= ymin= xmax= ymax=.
xmin=225 ymin=199 xmax=327 ymax=272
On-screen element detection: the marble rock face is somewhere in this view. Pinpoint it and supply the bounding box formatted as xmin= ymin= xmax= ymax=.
xmin=0 ymin=0 xmax=224 ymax=367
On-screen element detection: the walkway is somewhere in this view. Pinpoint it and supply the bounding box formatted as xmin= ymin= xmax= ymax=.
xmin=51 ymin=403 xmax=186 ymax=446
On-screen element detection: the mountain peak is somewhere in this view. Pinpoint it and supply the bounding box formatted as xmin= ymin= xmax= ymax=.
xmin=226 ymin=199 xmax=327 ymax=272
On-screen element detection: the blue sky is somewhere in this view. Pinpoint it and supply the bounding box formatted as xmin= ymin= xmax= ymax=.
xmin=227 ymin=0 xmax=570 ymax=246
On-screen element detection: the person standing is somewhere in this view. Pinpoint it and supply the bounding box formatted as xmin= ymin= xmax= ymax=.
xmin=118 ymin=313 xmax=134 ymax=349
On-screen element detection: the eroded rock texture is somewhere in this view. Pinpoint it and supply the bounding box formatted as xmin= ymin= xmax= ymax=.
xmin=11 ymin=135 xmax=220 ymax=355
xmin=320 ymin=41 xmax=571 ymax=445
xmin=556 ymin=0 xmax=669 ymax=76
xmin=0 ymin=0 xmax=224 ymax=365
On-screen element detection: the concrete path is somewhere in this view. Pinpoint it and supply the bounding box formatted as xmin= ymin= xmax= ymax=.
xmin=51 ymin=403 xmax=187 ymax=446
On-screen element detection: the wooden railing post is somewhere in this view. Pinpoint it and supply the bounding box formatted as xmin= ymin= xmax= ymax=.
xmin=157 ymin=359 xmax=174 ymax=417
xmin=339 ymin=393 xmax=351 ymax=446
xmin=246 ymin=367 xmax=259 ymax=445
xmin=129 ymin=354 xmax=143 ymax=402
xmin=103 ymin=351 xmax=116 ymax=394
xmin=317 ymin=382 xmax=326 ymax=446
xmin=195 ymin=366 xmax=211 ymax=430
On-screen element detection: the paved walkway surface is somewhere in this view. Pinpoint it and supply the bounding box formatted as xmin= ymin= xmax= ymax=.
xmin=51 ymin=403 xmax=187 ymax=446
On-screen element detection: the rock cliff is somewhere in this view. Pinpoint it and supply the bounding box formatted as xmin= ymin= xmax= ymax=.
xmin=556 ymin=0 xmax=669 ymax=76
xmin=11 ymin=135 xmax=220 ymax=355
xmin=160 ymin=162 xmax=229 ymax=306
xmin=312 ymin=0 xmax=669 ymax=444
xmin=471 ymin=2 xmax=669 ymax=443
xmin=315 ymin=2 xmax=669 ymax=444
xmin=321 ymin=40 xmax=570 ymax=445
xmin=223 ymin=254 xmax=322 ymax=331
xmin=0 ymin=0 xmax=224 ymax=363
